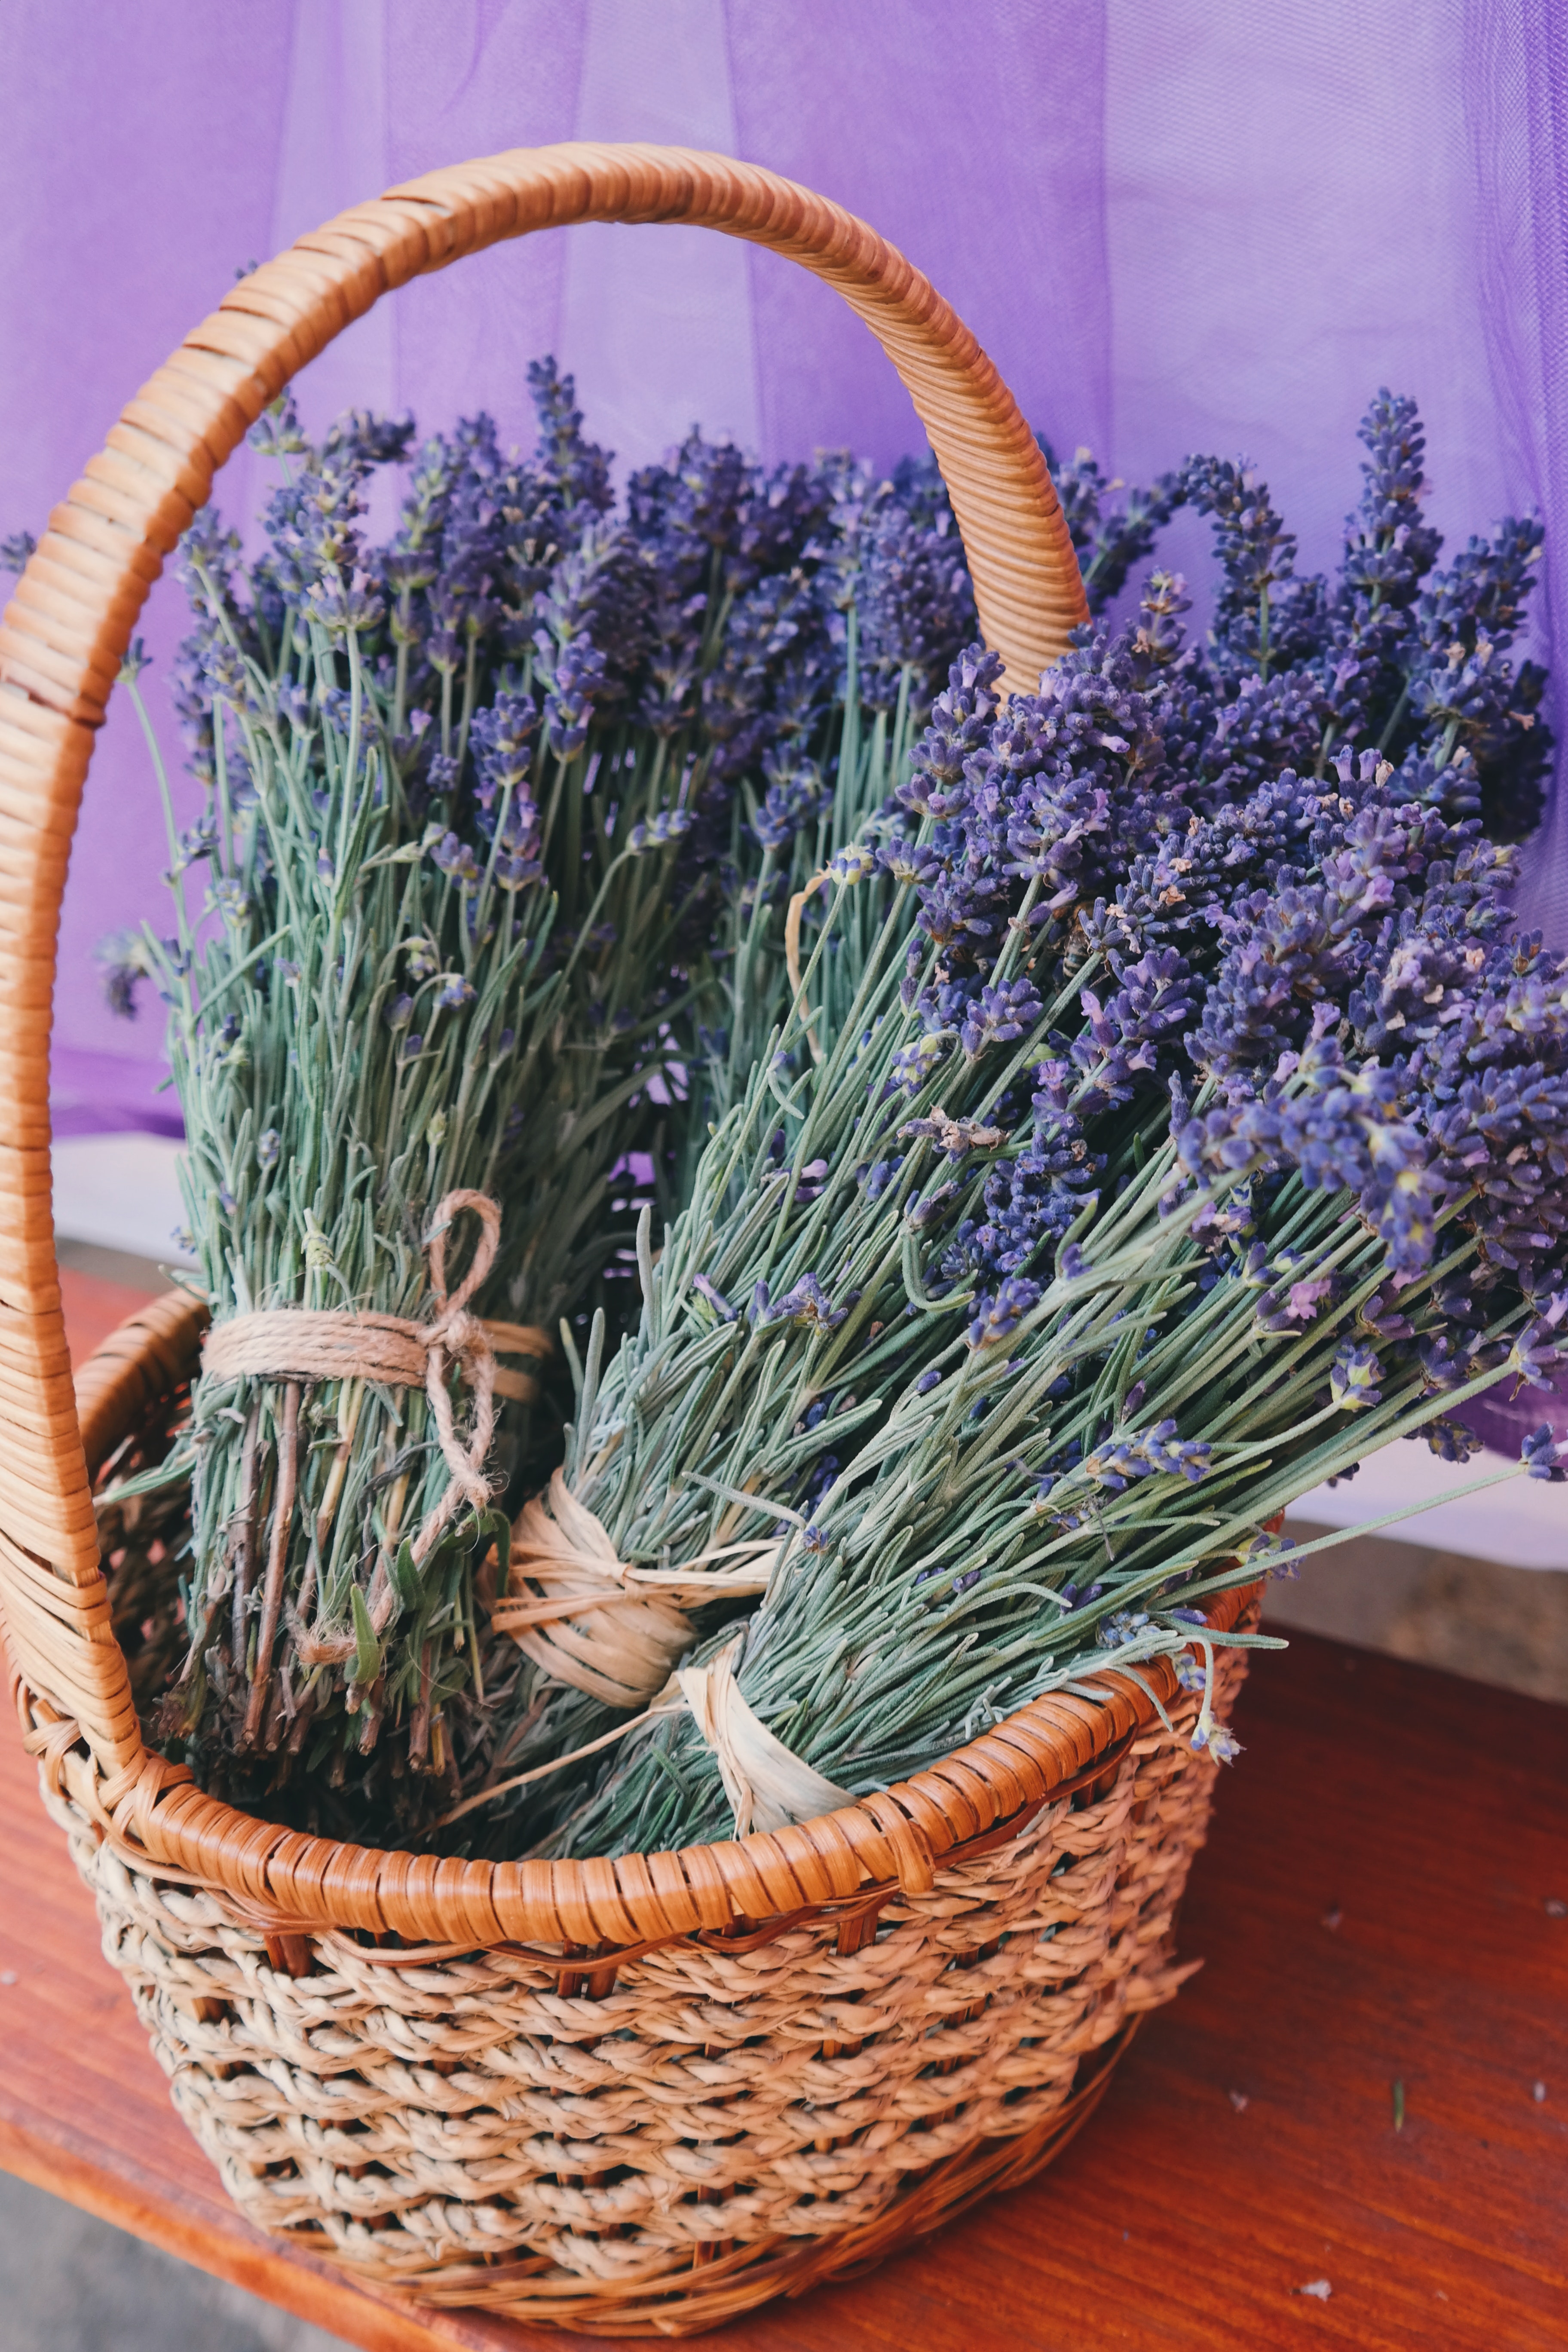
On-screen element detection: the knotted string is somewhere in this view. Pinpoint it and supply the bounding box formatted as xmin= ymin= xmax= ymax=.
xmin=202 ymin=1191 xmax=546 ymax=1608
xmin=491 ymin=1467 xmax=778 ymax=1708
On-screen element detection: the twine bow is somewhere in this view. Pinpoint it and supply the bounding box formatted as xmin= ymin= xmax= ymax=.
xmin=407 ymin=1188 xmax=501 ymax=1549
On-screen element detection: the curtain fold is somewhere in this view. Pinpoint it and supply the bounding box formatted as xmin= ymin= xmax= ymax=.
xmin=1460 ymin=0 xmax=1568 ymax=1455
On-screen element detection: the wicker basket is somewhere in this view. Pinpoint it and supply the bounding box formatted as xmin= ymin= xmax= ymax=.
xmin=0 ymin=145 xmax=1257 ymax=2336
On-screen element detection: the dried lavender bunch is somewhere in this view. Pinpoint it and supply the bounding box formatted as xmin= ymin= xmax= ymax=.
xmin=445 ymin=841 xmax=1100 ymax=1847
xmin=102 ymin=375 xmax=723 ymax=1827
xmin=456 ymin=645 xmax=1241 ymax=1849
xmin=548 ymin=922 xmax=1565 ymax=1863
xmin=115 ymin=601 xmax=550 ymax=1819
xmin=438 ymin=459 xmax=1051 ymax=1838
xmin=537 ymin=530 xmax=1567 ymax=1857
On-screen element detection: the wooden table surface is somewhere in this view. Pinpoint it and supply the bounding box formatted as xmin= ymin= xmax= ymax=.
xmin=0 ymin=1277 xmax=1565 ymax=2349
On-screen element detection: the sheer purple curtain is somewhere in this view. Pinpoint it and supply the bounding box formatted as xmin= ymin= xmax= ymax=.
xmin=2 ymin=0 xmax=1565 ymax=1440
xmin=1459 ymin=0 xmax=1568 ymax=1453
xmin=0 ymin=0 xmax=1116 ymax=1133
xmin=1465 ymin=0 xmax=1568 ymax=956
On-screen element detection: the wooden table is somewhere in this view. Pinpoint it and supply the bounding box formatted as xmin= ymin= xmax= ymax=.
xmin=1 ymin=1278 xmax=1565 ymax=2349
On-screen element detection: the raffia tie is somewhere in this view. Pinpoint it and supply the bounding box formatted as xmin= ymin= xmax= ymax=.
xmin=679 ymin=1634 xmax=854 ymax=1838
xmin=200 ymin=1189 xmax=543 ymax=1573
xmin=492 ymin=1469 xmax=778 ymax=1711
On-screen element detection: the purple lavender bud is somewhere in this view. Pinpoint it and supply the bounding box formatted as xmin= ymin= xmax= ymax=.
xmin=429 ymin=831 xmax=481 ymax=889
xmin=1510 ymin=1318 xmax=1567 ymax=1391
xmin=1521 ymin=1425 xmax=1565 ymax=1481
xmin=692 ymin=1273 xmax=736 ymax=1323
xmin=1412 ymin=1416 xmax=1483 ymax=1464
xmin=828 ymin=842 xmax=877 ymax=886
xmin=967 ymin=1276 xmax=1041 ymax=1348
xmin=760 ymin=1273 xmax=848 ymax=1332
xmin=960 ymin=976 xmax=1043 ymax=1060
xmin=1329 ymin=1341 xmax=1383 ymax=1410
xmin=1192 ymin=1722 xmax=1243 ymax=1765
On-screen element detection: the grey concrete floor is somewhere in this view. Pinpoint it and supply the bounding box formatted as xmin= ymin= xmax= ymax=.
xmin=3 ymin=1541 xmax=1563 ymax=2347
xmin=0 ymin=2171 xmax=349 ymax=2351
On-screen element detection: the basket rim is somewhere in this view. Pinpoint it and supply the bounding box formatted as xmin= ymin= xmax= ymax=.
xmin=30 ymin=1295 xmax=1261 ymax=1958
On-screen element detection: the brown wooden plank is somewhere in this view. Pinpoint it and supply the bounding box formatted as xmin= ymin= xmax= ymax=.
xmin=58 ymin=1265 xmax=165 ymax=1370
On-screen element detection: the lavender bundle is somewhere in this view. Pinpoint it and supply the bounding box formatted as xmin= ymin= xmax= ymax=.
xmin=432 ymin=468 xmax=992 ymax=1835
xmin=440 ymin=837 xmax=1080 ymax=1844
xmin=410 ymin=434 xmax=986 ymax=1835
xmin=85 ymin=374 xmax=1005 ymax=1837
xmin=95 ymin=371 xmax=761 ymax=1816
xmin=545 ymin=771 xmax=1568 ymax=1858
xmin=444 ymin=622 xmax=1236 ymax=1847
xmin=462 ymin=391 xmax=1567 ymax=1860
xmin=434 ymin=473 xmax=1215 ymax=1843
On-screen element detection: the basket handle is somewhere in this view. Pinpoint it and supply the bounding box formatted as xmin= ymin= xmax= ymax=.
xmin=0 ymin=142 xmax=1085 ymax=1768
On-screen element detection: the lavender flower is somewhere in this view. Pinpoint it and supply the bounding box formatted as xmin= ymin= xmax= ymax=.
xmin=1083 ymin=1421 xmax=1212 ymax=1489
xmin=755 ymin=1273 xmax=847 ymax=1332
xmin=97 ymin=930 xmax=153 ymax=1020
xmin=967 ymin=1277 xmax=1042 ymax=1348
xmin=1413 ymin=1416 xmax=1483 ymax=1463
xmin=1521 ymin=1425 xmax=1565 ymax=1481
xmin=1329 ymin=1341 xmax=1384 ymax=1410
xmin=961 ymin=978 xmax=1042 ymax=1059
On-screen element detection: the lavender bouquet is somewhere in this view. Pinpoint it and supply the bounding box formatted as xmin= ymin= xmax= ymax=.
xmin=82 ymin=373 xmax=990 ymax=1838
xmin=451 ymin=394 xmax=1567 ymax=1862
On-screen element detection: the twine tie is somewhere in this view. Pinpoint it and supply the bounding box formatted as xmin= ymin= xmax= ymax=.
xmin=678 ymin=1634 xmax=854 ymax=1837
xmin=201 ymin=1190 xmax=539 ymax=1585
xmin=492 ymin=1469 xmax=778 ymax=1709
xmin=463 ymin=1595 xmax=854 ymax=1837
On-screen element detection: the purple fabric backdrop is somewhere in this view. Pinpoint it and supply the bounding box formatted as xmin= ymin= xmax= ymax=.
xmin=3 ymin=0 xmax=1565 ymax=1446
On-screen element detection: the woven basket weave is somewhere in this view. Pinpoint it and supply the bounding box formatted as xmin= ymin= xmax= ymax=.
xmin=0 ymin=146 xmax=1255 ymax=2335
